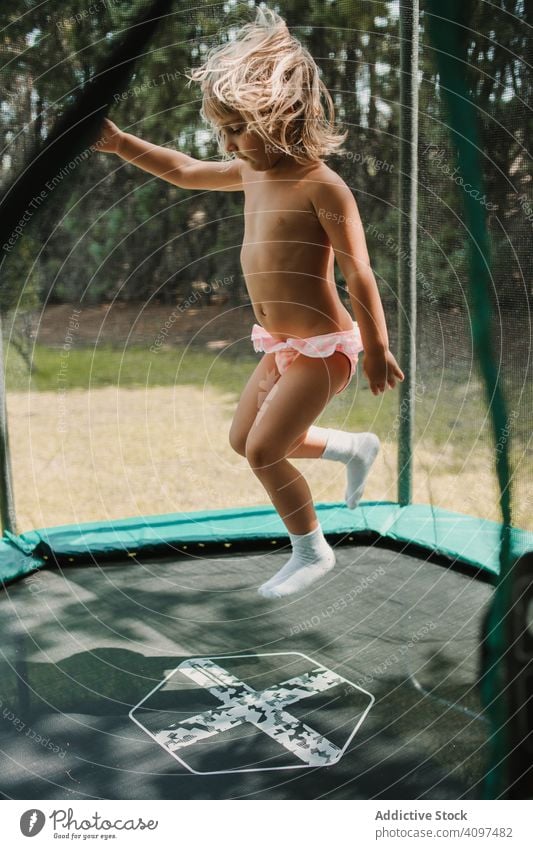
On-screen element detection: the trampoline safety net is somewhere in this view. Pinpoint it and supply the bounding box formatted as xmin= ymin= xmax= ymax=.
xmin=1 ymin=0 xmax=530 ymax=533
xmin=0 ymin=0 xmax=532 ymax=804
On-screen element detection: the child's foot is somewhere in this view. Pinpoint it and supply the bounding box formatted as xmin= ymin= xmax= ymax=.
xmin=321 ymin=430 xmax=380 ymax=509
xmin=260 ymin=548 xmax=335 ymax=598
xmin=258 ymin=525 xmax=335 ymax=599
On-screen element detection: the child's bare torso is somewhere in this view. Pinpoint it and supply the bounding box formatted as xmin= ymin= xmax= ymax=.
xmin=240 ymin=159 xmax=353 ymax=340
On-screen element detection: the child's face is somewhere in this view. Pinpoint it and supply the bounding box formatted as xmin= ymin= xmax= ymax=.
xmin=216 ymin=112 xmax=288 ymax=172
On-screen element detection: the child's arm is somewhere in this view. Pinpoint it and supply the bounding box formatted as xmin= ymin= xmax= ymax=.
xmin=310 ymin=173 xmax=404 ymax=395
xmin=92 ymin=118 xmax=243 ymax=192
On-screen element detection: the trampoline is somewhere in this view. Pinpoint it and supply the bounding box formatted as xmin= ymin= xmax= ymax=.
xmin=0 ymin=528 xmax=494 ymax=799
xmin=1 ymin=0 xmax=532 ymax=802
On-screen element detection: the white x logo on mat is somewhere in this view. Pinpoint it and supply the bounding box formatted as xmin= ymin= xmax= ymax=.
xmin=156 ymin=657 xmax=343 ymax=767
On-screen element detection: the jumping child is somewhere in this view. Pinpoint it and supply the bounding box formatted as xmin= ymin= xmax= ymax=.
xmin=94 ymin=6 xmax=404 ymax=599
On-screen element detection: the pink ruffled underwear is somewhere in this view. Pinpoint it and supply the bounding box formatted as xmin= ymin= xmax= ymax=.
xmin=251 ymin=321 xmax=364 ymax=395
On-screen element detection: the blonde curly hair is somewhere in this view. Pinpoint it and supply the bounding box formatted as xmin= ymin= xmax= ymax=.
xmin=186 ymin=5 xmax=347 ymax=164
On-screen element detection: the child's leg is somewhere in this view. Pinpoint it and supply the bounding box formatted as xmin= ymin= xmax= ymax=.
xmin=228 ymin=352 xmax=281 ymax=456
xmin=245 ymin=351 xmax=349 ymax=598
xmin=229 ymin=352 xmax=378 ymax=507
xmin=245 ymin=352 xmax=349 ymax=533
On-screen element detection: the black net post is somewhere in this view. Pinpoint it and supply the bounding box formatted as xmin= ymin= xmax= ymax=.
xmin=0 ymin=312 xmax=17 ymax=535
xmin=397 ymin=0 xmax=419 ymax=505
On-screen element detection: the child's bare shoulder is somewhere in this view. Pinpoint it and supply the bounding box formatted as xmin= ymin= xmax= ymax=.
xmin=303 ymin=160 xmax=350 ymax=202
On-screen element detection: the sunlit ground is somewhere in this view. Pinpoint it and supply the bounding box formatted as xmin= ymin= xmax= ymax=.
xmin=5 ymin=346 xmax=531 ymax=532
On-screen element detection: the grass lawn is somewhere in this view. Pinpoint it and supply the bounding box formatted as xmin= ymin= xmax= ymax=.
xmin=4 ymin=344 xmax=531 ymax=532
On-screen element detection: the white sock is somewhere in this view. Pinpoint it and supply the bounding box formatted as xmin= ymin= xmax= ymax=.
xmin=310 ymin=426 xmax=380 ymax=509
xmin=258 ymin=525 xmax=335 ymax=599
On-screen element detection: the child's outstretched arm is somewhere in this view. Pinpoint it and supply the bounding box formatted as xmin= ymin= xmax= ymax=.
xmin=310 ymin=173 xmax=404 ymax=395
xmin=92 ymin=118 xmax=243 ymax=192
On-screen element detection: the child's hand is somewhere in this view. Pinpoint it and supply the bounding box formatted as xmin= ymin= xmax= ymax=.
xmin=91 ymin=118 xmax=124 ymax=154
xmin=363 ymin=349 xmax=404 ymax=395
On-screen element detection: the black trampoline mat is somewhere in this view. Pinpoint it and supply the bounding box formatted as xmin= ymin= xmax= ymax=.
xmin=0 ymin=542 xmax=493 ymax=800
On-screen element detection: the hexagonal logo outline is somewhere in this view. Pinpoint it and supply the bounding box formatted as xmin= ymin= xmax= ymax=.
xmin=129 ymin=651 xmax=375 ymax=775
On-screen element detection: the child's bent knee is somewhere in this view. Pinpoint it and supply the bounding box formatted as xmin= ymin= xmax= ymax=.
xmin=228 ymin=428 xmax=247 ymax=456
xmin=245 ymin=436 xmax=284 ymax=469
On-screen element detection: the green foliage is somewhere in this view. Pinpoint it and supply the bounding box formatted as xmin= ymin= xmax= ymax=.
xmin=0 ymin=0 xmax=529 ymax=311
xmin=0 ymin=237 xmax=41 ymax=315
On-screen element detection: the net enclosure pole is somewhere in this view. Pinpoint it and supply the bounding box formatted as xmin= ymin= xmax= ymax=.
xmin=0 ymin=312 xmax=17 ymax=535
xmin=397 ymin=0 xmax=419 ymax=505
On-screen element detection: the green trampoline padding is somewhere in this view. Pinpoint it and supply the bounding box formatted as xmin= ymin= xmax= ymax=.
xmin=1 ymin=502 xmax=532 ymax=586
